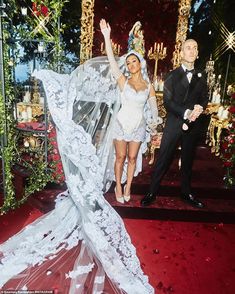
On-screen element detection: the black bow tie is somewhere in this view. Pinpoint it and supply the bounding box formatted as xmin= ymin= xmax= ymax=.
xmin=185 ymin=69 xmax=194 ymax=74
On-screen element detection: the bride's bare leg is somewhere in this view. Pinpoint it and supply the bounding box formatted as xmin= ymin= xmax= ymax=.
xmin=114 ymin=139 xmax=127 ymax=197
xmin=125 ymin=141 xmax=141 ymax=197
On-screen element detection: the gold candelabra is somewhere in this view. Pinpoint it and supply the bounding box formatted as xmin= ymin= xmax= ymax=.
xmin=148 ymin=42 xmax=167 ymax=80
xmin=205 ymin=55 xmax=216 ymax=101
xmin=100 ymin=40 xmax=121 ymax=56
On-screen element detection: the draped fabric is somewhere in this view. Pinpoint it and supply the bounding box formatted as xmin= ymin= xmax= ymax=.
xmin=0 ymin=56 xmax=155 ymax=293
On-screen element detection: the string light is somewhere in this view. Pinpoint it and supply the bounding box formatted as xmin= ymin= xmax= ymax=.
xmin=212 ymin=12 xmax=235 ymax=60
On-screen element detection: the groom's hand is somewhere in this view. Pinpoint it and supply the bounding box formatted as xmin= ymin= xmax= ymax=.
xmin=182 ymin=105 xmax=203 ymax=130
xmin=189 ymin=104 xmax=203 ymax=121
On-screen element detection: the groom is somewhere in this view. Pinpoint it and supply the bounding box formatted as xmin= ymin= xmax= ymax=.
xmin=141 ymin=39 xmax=208 ymax=208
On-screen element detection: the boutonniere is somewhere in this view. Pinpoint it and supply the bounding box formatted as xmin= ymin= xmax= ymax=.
xmin=197 ymin=72 xmax=202 ymax=78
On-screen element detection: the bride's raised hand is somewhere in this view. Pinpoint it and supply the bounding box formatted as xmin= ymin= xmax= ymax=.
xmin=100 ymin=19 xmax=111 ymax=38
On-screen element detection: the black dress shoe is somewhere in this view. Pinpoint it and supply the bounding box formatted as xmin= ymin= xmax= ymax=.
xmin=141 ymin=193 xmax=156 ymax=207
xmin=181 ymin=193 xmax=205 ymax=208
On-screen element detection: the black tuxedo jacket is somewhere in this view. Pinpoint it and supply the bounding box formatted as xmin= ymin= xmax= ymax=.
xmin=163 ymin=65 xmax=208 ymax=131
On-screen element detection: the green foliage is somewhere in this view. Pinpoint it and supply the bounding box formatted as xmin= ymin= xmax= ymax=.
xmin=1 ymin=0 xmax=68 ymax=214
xmin=18 ymin=160 xmax=52 ymax=205
xmin=0 ymin=4 xmax=18 ymax=214
xmin=0 ymin=94 xmax=5 ymax=136
xmin=12 ymin=0 xmax=70 ymax=71
xmin=10 ymin=0 xmax=81 ymax=67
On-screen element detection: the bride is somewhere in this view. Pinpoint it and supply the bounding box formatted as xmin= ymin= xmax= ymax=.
xmin=0 ymin=19 xmax=160 ymax=293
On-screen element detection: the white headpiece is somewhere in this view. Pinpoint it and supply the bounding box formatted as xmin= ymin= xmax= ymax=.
xmin=124 ymin=50 xmax=149 ymax=82
xmin=125 ymin=50 xmax=147 ymax=69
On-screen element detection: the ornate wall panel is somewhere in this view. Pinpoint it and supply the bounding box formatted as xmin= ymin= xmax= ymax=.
xmin=80 ymin=0 xmax=95 ymax=64
xmin=80 ymin=0 xmax=191 ymax=73
xmin=172 ymin=0 xmax=192 ymax=68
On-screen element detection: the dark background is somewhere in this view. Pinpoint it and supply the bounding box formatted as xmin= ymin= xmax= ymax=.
xmin=7 ymin=0 xmax=235 ymax=85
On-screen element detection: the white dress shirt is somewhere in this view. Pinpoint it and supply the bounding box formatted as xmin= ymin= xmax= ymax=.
xmin=181 ymin=64 xmax=194 ymax=83
xmin=181 ymin=64 xmax=195 ymax=119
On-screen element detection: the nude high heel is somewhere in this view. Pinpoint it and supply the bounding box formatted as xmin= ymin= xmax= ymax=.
xmin=114 ymin=187 xmax=124 ymax=204
xmin=123 ymin=184 xmax=131 ymax=202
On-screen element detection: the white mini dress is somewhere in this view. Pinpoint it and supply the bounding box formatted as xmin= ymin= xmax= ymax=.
xmin=113 ymin=79 xmax=150 ymax=142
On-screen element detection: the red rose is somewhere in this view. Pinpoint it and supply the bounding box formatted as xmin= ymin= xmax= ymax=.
xmin=50 ymin=140 xmax=58 ymax=146
xmin=41 ymin=5 xmax=49 ymax=16
xmin=32 ymin=3 xmax=40 ymax=16
xmin=229 ymin=106 xmax=235 ymax=114
xmin=223 ymin=161 xmax=233 ymax=167
xmin=56 ymin=162 xmax=63 ymax=169
xmin=48 ymin=132 xmax=56 ymax=138
xmin=51 ymin=154 xmax=60 ymax=161
xmin=222 ymin=142 xmax=229 ymax=150
xmin=53 ymin=148 xmax=58 ymax=154
xmin=60 ymin=175 xmax=65 ymax=182
xmin=223 ymin=152 xmax=232 ymax=159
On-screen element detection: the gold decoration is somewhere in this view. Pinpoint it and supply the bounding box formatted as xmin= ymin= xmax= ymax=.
xmin=148 ymin=93 xmax=166 ymax=165
xmin=148 ymin=42 xmax=167 ymax=80
xmin=100 ymin=40 xmax=121 ymax=56
xmin=204 ymin=102 xmax=220 ymax=115
xmin=148 ymin=132 xmax=163 ymax=165
xmin=17 ymin=103 xmax=44 ymax=120
xmin=155 ymin=92 xmax=166 ymax=132
xmin=172 ymin=0 xmax=192 ymax=68
xmin=80 ymin=0 xmax=191 ymax=70
xmin=80 ymin=0 xmax=95 ymax=64
xmin=206 ymin=115 xmax=230 ymax=156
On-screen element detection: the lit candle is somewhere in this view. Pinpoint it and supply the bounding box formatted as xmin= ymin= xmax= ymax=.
xmin=101 ymin=42 xmax=104 ymax=52
xmin=160 ymin=42 xmax=163 ymax=51
xmin=157 ymin=43 xmax=160 ymax=52
xmin=21 ymin=107 xmax=28 ymax=122
xmin=163 ymin=47 xmax=166 ymax=55
xmin=154 ymin=42 xmax=156 ymax=51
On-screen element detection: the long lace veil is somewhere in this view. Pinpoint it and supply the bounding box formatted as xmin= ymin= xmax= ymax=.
xmin=0 ymin=55 xmax=154 ymax=293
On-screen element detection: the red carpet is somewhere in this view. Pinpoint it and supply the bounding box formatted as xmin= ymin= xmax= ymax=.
xmin=0 ymin=203 xmax=43 ymax=243
xmin=1 ymin=145 xmax=234 ymax=292
xmin=1 ymin=202 xmax=235 ymax=293
xmin=124 ymin=218 xmax=235 ymax=294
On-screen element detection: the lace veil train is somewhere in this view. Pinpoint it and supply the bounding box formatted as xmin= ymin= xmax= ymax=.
xmin=0 ymin=55 xmax=155 ymax=293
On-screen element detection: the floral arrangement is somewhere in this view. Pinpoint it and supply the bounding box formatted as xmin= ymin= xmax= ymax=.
xmin=32 ymin=0 xmax=49 ymax=17
xmin=221 ymin=83 xmax=235 ymax=186
xmin=48 ymin=124 xmax=65 ymax=183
